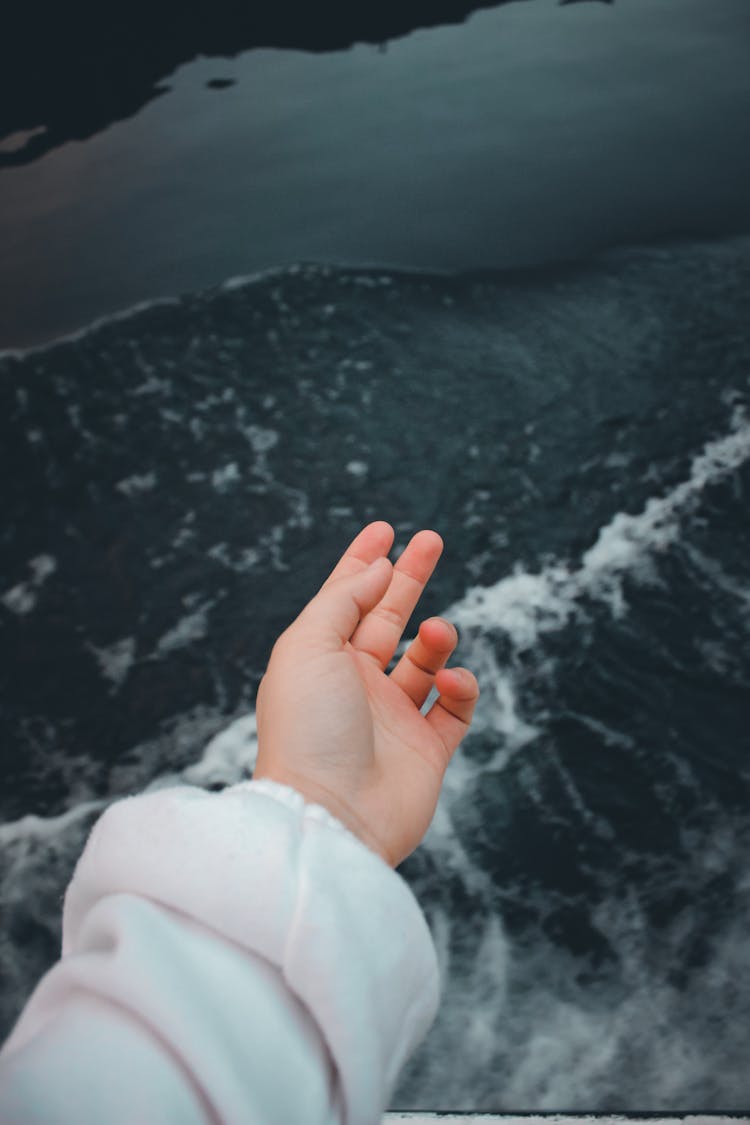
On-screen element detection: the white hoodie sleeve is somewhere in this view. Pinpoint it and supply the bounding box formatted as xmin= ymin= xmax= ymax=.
xmin=0 ymin=779 xmax=440 ymax=1125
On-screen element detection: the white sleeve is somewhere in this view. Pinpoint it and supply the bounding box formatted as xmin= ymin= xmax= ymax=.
xmin=0 ymin=780 xmax=440 ymax=1125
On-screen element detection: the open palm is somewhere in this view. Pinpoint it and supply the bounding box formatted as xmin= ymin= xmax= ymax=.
xmin=254 ymin=522 xmax=479 ymax=866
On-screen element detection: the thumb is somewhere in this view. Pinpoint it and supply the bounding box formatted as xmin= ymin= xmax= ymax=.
xmin=296 ymin=556 xmax=393 ymax=649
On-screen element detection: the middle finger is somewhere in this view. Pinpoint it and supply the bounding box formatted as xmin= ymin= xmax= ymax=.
xmin=350 ymin=529 xmax=443 ymax=668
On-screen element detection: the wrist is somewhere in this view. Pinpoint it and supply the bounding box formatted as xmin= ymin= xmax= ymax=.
xmin=252 ymin=767 xmax=392 ymax=866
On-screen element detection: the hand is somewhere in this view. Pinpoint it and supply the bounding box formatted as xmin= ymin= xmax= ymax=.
xmin=253 ymin=521 xmax=479 ymax=867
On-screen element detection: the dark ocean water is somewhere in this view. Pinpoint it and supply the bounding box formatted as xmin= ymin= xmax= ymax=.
xmin=1 ymin=236 xmax=750 ymax=1109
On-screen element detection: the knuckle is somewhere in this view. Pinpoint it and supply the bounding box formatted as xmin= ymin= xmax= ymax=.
xmin=407 ymin=651 xmax=436 ymax=676
xmin=374 ymin=602 xmax=404 ymax=629
xmin=441 ymin=700 xmax=470 ymax=727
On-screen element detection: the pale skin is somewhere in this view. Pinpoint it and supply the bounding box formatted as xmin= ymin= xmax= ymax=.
xmin=254 ymin=521 xmax=480 ymax=868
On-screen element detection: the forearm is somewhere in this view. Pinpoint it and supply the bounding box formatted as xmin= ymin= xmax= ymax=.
xmin=0 ymin=781 xmax=440 ymax=1125
xmin=0 ymin=893 xmax=337 ymax=1124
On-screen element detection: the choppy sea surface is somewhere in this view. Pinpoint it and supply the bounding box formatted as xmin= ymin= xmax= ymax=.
xmin=1 ymin=235 xmax=749 ymax=1110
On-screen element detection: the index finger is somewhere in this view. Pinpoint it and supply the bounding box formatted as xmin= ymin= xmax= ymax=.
xmin=320 ymin=521 xmax=395 ymax=589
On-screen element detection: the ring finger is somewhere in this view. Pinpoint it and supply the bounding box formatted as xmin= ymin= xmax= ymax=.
xmin=389 ymin=617 xmax=458 ymax=709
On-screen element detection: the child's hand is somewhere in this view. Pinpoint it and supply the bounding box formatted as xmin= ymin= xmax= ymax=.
xmin=254 ymin=521 xmax=479 ymax=867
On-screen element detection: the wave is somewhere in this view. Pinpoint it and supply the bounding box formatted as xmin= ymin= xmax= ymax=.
xmin=2 ymin=232 xmax=749 ymax=360
xmin=443 ymin=406 xmax=750 ymax=759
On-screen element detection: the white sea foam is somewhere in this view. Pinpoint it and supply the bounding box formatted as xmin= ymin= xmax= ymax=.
xmin=449 ymin=412 xmax=750 ymax=650
xmin=87 ymin=636 xmax=137 ymax=689
xmin=0 ymin=298 xmax=182 ymax=360
xmin=207 ymin=542 xmax=261 ymax=573
xmin=182 ymin=712 xmax=259 ymax=788
xmin=133 ymin=375 xmax=173 ymax=397
xmin=0 ymin=708 xmax=257 ymax=868
xmin=220 ymin=265 xmax=295 ymax=292
xmin=154 ymin=605 xmax=211 ymax=656
xmin=0 ymin=799 xmax=107 ymax=851
xmin=419 ymin=410 xmax=750 ymax=878
xmin=240 ymin=424 xmax=278 ymax=455
xmin=2 ymin=554 xmax=57 ymax=615
xmin=211 ymin=462 xmax=241 ymax=491
xmin=116 ymin=471 xmax=157 ymax=497
xmin=397 ymin=864 xmax=750 ymax=1112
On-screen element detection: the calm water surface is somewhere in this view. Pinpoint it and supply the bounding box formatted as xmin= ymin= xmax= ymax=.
xmin=0 ymin=0 xmax=749 ymax=346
